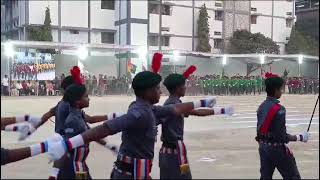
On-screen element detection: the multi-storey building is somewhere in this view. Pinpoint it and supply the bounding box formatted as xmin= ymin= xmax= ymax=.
xmin=295 ymin=0 xmax=319 ymax=22
xmin=2 ymin=0 xmax=294 ymax=54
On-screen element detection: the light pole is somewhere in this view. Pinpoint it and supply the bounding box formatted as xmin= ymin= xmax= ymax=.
xmin=4 ymin=41 xmax=15 ymax=96
xmin=260 ymin=54 xmax=265 ymax=93
xmin=298 ymin=55 xmax=303 ymax=77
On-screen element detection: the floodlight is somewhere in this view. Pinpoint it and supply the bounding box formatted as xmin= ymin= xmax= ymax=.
xmin=260 ymin=54 xmax=265 ymax=64
xmin=4 ymin=41 xmax=15 ymax=58
xmin=222 ymin=55 xmax=227 ymax=65
xmin=77 ymin=46 xmax=88 ymax=60
xmin=138 ymin=46 xmax=148 ymax=59
xmin=298 ymin=55 xmax=303 ymax=64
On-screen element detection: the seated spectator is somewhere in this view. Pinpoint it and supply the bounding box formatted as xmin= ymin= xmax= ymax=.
xmin=10 ymin=82 xmax=19 ymax=96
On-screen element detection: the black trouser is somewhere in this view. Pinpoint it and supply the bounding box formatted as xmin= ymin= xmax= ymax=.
xmin=259 ymin=144 xmax=301 ymax=180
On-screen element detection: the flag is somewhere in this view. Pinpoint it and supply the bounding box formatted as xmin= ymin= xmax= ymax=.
xmin=127 ymin=59 xmax=137 ymax=74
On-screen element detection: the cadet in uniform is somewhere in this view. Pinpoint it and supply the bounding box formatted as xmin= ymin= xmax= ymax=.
xmin=59 ymin=83 xmax=93 ymax=179
xmin=45 ymin=53 xmax=216 ymax=179
xmin=160 ymin=66 xmax=234 ymax=179
xmin=255 ymin=72 xmax=310 ymax=179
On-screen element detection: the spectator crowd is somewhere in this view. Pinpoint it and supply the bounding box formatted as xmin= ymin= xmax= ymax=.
xmin=1 ymin=73 xmax=319 ymax=96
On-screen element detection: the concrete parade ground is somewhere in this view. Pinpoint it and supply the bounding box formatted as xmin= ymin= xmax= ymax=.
xmin=1 ymin=94 xmax=319 ymax=179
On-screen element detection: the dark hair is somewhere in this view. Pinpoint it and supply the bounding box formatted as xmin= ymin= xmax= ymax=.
xmin=265 ymin=77 xmax=284 ymax=96
xmin=61 ymin=76 xmax=74 ymax=90
xmin=63 ymin=84 xmax=86 ymax=106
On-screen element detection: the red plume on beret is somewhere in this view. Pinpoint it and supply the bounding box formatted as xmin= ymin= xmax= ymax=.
xmin=265 ymin=72 xmax=279 ymax=79
xmin=151 ymin=53 xmax=162 ymax=73
xmin=183 ymin=65 xmax=197 ymax=79
xmin=70 ymin=66 xmax=84 ymax=85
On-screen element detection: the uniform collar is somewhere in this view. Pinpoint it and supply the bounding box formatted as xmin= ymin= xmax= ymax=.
xmin=70 ymin=107 xmax=83 ymax=116
xmin=266 ymin=96 xmax=280 ymax=104
xmin=169 ymin=95 xmax=181 ymax=102
xmin=136 ymin=97 xmax=152 ymax=106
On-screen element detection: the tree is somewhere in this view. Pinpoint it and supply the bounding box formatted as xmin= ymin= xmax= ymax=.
xmin=228 ymin=30 xmax=279 ymax=54
xmin=286 ymin=25 xmax=319 ymax=56
xmin=27 ymin=7 xmax=55 ymax=54
xmin=196 ymin=4 xmax=211 ymax=52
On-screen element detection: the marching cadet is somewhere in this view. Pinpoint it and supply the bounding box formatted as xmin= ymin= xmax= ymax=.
xmin=57 ymin=83 xmax=92 ymax=179
xmin=160 ymin=66 xmax=234 ymax=179
xmin=255 ymin=72 xmax=310 ymax=179
xmin=44 ymin=53 xmax=216 ymax=179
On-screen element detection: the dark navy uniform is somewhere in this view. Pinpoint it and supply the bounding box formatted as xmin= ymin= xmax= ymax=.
xmin=1 ymin=148 xmax=9 ymax=166
xmin=61 ymin=108 xmax=91 ymax=179
xmin=49 ymin=100 xmax=77 ymax=179
xmin=49 ymin=100 xmax=71 ymax=135
xmin=256 ymin=97 xmax=300 ymax=179
xmin=104 ymin=98 xmax=175 ymax=179
xmin=159 ymin=96 xmax=192 ymax=179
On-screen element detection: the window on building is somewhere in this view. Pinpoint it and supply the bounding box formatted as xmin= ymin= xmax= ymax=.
xmin=251 ymin=15 xmax=257 ymax=24
xmin=251 ymin=7 xmax=257 ymax=11
xmin=149 ymin=3 xmax=159 ymax=14
xmin=214 ymin=31 xmax=222 ymax=36
xmin=149 ymin=35 xmax=158 ymax=46
xmin=162 ymin=5 xmax=172 ymax=16
xmin=215 ymin=2 xmax=222 ymax=7
xmin=286 ymin=19 xmax=293 ymax=27
xmin=214 ymin=39 xmax=223 ymax=49
xmin=70 ymin=30 xmax=79 ymax=34
xmin=101 ymin=0 xmax=115 ymax=10
xmin=162 ymin=36 xmax=170 ymax=46
xmin=148 ymin=35 xmax=170 ymax=46
xmin=215 ymin=10 xmax=223 ymax=21
xmin=101 ymin=32 xmax=115 ymax=44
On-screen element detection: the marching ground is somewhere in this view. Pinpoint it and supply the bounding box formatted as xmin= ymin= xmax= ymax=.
xmin=1 ymin=94 xmax=319 ymax=179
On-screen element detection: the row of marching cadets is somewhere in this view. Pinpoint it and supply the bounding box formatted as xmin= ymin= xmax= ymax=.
xmin=1 ymin=53 xmax=311 ymax=179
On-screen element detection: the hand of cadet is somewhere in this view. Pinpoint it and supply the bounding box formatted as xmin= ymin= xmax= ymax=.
xmin=46 ymin=140 xmax=67 ymax=163
xmin=26 ymin=115 xmax=42 ymax=128
xmin=296 ymin=132 xmax=311 ymax=143
xmin=195 ymin=97 xmax=217 ymax=108
xmin=18 ymin=124 xmax=36 ymax=141
xmin=224 ymin=106 xmax=234 ymax=116
xmin=46 ymin=134 xmax=67 ymax=163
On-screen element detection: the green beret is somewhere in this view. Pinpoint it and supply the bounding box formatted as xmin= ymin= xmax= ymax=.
xmin=163 ymin=73 xmax=186 ymax=90
xmin=132 ymin=71 xmax=162 ymax=90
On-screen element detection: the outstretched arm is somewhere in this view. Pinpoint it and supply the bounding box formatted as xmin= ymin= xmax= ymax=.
xmin=1 ymin=117 xmax=17 ymax=130
xmin=84 ymin=112 xmax=125 ymax=124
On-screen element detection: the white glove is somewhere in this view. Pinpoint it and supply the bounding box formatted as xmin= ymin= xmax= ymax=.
xmin=46 ymin=140 xmax=67 ymax=163
xmin=107 ymin=112 xmax=125 ymax=120
xmin=46 ymin=133 xmax=64 ymax=142
xmin=15 ymin=115 xmax=42 ymax=127
xmin=27 ymin=116 xmax=42 ymax=127
xmin=296 ymin=132 xmax=310 ymax=143
xmin=18 ymin=124 xmax=36 ymax=141
xmin=223 ymin=106 xmax=234 ymax=116
xmin=194 ymin=97 xmax=217 ymax=108
xmin=213 ymin=106 xmax=234 ymax=116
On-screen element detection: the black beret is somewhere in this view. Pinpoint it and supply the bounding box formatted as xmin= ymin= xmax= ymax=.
xmin=163 ymin=73 xmax=186 ymax=90
xmin=265 ymin=77 xmax=284 ymax=88
xmin=132 ymin=71 xmax=162 ymax=90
